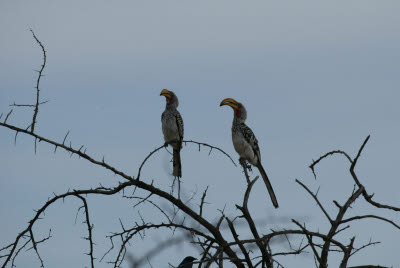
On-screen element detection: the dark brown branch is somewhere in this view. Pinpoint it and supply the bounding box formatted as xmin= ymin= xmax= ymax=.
xmin=11 ymin=238 xmax=31 ymax=267
xmin=109 ymin=222 xmax=215 ymax=245
xmin=29 ymin=230 xmax=44 ymax=268
xmin=26 ymin=230 xmax=52 ymax=252
xmin=137 ymin=144 xmax=166 ymax=180
xmin=75 ymin=195 xmax=95 ymax=268
xmin=9 ymin=101 xmax=49 ymax=107
xmin=199 ymin=186 xmax=209 ymax=217
xmin=319 ymin=186 xmax=364 ymax=267
xmin=350 ymin=240 xmax=381 ymax=257
xmin=2 ymin=44 xmax=398 ymax=268
xmin=1 ymin=121 xmax=246 ymax=266
xmin=296 ymin=179 xmax=332 ymax=223
xmin=348 ymin=265 xmax=390 ymax=268
xmin=352 ymin=135 xmax=370 ymax=167
xmin=197 ymin=239 xmax=215 ymax=268
xmin=226 ymin=217 xmax=253 ymax=268
xmin=0 ymin=122 xmax=135 ymax=183
xmin=348 ymin=137 xmax=400 ymax=212
xmin=341 ymin=215 xmax=400 ymax=230
xmin=1 ymin=183 xmax=130 ymax=268
xmin=235 ymin=175 xmax=272 ymax=268
xmin=292 ymin=220 xmax=321 ymax=264
xmin=4 ymin=110 xmax=13 ymax=124
xmin=271 ymin=244 xmax=308 ymax=257
xmin=339 ymin=237 xmax=355 ymax=268
xmin=310 ymin=150 xmax=353 ymax=179
xmin=110 ymin=222 xmax=210 ymax=268
xmin=126 ymin=194 xmax=172 ymax=223
xmin=183 ymin=140 xmax=237 ymax=167
xmin=29 ymin=29 xmax=47 ymax=133
xmin=129 ymin=234 xmax=189 ymax=268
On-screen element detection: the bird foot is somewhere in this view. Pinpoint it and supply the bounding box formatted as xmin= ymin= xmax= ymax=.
xmin=239 ymin=158 xmax=252 ymax=171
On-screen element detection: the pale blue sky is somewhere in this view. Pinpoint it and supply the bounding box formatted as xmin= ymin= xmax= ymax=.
xmin=1 ymin=1 xmax=400 ymax=267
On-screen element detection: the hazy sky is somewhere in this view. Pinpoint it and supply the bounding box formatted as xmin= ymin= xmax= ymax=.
xmin=1 ymin=1 xmax=400 ymax=267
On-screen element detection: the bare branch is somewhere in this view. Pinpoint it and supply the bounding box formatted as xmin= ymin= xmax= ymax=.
xmin=1 ymin=32 xmax=398 ymax=268
xmin=296 ymin=179 xmax=332 ymax=223
xmin=75 ymin=195 xmax=95 ymax=268
xmin=310 ymin=150 xmax=353 ymax=179
xmin=292 ymin=220 xmax=321 ymax=264
xmin=4 ymin=109 xmax=13 ymax=124
xmin=9 ymin=101 xmax=49 ymax=107
xmin=29 ymin=230 xmax=45 ymax=268
xmin=341 ymin=215 xmax=400 ymax=230
xmin=137 ymin=144 xmax=166 ymax=181
xmin=319 ymin=186 xmax=364 ymax=267
xmin=348 ymin=137 xmax=400 ymax=212
xmin=226 ymin=217 xmax=253 ymax=268
xmin=199 ymin=186 xmax=209 ymax=217
xmin=29 ymin=29 xmax=47 ymax=133
xmin=183 ymin=140 xmax=237 ymax=167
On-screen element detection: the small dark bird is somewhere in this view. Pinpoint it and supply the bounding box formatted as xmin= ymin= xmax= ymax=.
xmin=220 ymin=98 xmax=279 ymax=208
xmin=178 ymin=256 xmax=197 ymax=268
xmin=160 ymin=89 xmax=184 ymax=178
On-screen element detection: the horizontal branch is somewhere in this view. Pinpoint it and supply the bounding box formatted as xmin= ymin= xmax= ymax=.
xmin=0 ymin=122 xmax=244 ymax=267
xmin=0 ymin=122 xmax=135 ymax=182
xmin=341 ymin=215 xmax=400 ymax=230
xmin=183 ymin=140 xmax=237 ymax=167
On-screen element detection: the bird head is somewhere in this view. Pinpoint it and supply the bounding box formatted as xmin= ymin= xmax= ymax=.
xmin=178 ymin=256 xmax=197 ymax=268
xmin=160 ymin=89 xmax=179 ymax=107
xmin=220 ymin=97 xmax=247 ymax=121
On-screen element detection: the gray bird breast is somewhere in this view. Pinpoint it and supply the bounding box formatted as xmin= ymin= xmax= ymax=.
xmin=232 ymin=129 xmax=258 ymax=166
xmin=162 ymin=112 xmax=180 ymax=147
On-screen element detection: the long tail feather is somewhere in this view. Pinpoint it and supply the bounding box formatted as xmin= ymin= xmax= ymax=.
xmin=173 ymin=148 xmax=182 ymax=178
xmin=257 ymin=163 xmax=279 ymax=208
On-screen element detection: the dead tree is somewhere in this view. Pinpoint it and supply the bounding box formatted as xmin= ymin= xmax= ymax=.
xmin=0 ymin=31 xmax=399 ymax=268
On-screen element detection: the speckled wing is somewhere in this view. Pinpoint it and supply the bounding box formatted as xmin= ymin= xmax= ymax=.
xmin=238 ymin=122 xmax=261 ymax=161
xmin=239 ymin=122 xmax=278 ymax=208
xmin=175 ymin=110 xmax=184 ymax=143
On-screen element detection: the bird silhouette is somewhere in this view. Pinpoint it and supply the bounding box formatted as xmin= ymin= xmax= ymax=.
xmin=178 ymin=256 xmax=197 ymax=268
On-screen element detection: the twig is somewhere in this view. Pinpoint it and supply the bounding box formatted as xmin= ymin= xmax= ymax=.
xmin=226 ymin=217 xmax=254 ymax=268
xmin=310 ymin=150 xmax=352 ymax=179
xmin=183 ymin=140 xmax=237 ymax=167
xmin=296 ymin=179 xmax=332 ymax=223
xmin=75 ymin=195 xmax=95 ymax=268
xmin=29 ymin=29 xmax=47 ymax=133
xmin=199 ymin=186 xmax=209 ymax=217
xmin=4 ymin=110 xmax=13 ymax=124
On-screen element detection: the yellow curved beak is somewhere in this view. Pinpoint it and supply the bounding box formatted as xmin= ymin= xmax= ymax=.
xmin=160 ymin=89 xmax=172 ymax=98
xmin=220 ymin=98 xmax=239 ymax=110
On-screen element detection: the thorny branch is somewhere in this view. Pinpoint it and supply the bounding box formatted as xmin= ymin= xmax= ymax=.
xmin=1 ymin=31 xmax=400 ymax=268
xmin=75 ymin=195 xmax=95 ymax=268
xmin=29 ymin=29 xmax=47 ymax=133
xmin=183 ymin=140 xmax=237 ymax=167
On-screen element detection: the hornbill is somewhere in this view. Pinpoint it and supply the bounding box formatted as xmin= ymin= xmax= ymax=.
xmin=220 ymin=98 xmax=278 ymax=208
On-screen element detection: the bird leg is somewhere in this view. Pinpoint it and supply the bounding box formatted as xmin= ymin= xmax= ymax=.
xmin=239 ymin=158 xmax=252 ymax=172
xmin=239 ymin=158 xmax=246 ymax=167
xmin=239 ymin=158 xmax=252 ymax=184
